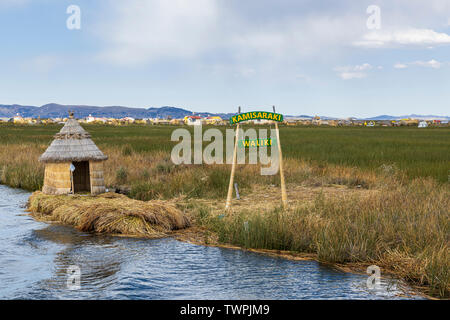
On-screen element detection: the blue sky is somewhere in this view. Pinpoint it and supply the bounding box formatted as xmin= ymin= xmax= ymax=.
xmin=1 ymin=0 xmax=449 ymax=117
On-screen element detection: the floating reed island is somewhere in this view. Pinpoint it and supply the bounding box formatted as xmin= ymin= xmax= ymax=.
xmin=28 ymin=112 xmax=190 ymax=238
xmin=27 ymin=192 xmax=190 ymax=238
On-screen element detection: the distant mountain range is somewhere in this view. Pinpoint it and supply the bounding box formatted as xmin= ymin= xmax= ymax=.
xmin=0 ymin=103 xmax=235 ymax=120
xmin=0 ymin=103 xmax=448 ymax=120
xmin=363 ymin=114 xmax=450 ymax=121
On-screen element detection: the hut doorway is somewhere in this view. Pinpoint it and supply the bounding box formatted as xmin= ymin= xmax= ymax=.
xmin=72 ymin=161 xmax=91 ymax=193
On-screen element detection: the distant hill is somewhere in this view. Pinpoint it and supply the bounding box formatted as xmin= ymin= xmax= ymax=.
xmin=0 ymin=103 xmax=448 ymax=120
xmin=363 ymin=115 xmax=396 ymax=120
xmin=0 ymin=104 xmax=39 ymax=118
xmin=363 ymin=114 xmax=450 ymax=120
xmin=0 ymin=103 xmax=235 ymax=119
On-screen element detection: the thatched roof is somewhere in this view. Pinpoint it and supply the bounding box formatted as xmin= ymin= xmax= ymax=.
xmin=39 ymin=117 xmax=108 ymax=163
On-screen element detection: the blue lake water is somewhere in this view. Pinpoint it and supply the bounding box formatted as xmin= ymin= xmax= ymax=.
xmin=0 ymin=185 xmax=422 ymax=299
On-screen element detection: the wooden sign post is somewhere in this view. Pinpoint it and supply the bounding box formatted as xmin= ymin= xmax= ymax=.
xmin=273 ymin=106 xmax=287 ymax=208
xmin=225 ymin=107 xmax=240 ymax=211
xmin=225 ymin=106 xmax=287 ymax=211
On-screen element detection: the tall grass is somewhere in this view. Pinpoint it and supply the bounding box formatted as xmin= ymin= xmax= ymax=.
xmin=129 ymin=165 xmax=250 ymax=200
xmin=0 ymin=144 xmax=44 ymax=191
xmin=0 ymin=124 xmax=448 ymax=187
xmin=0 ymin=124 xmax=448 ymax=196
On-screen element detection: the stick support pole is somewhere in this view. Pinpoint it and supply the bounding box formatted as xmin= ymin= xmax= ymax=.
xmin=70 ymin=171 xmax=74 ymax=194
xmin=225 ymin=107 xmax=241 ymax=211
xmin=273 ymin=106 xmax=287 ymax=208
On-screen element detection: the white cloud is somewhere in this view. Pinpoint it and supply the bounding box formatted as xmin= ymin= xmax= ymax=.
xmin=95 ymin=0 xmax=450 ymax=72
xmin=97 ymin=0 xmax=219 ymax=64
xmin=394 ymin=63 xmax=408 ymax=69
xmin=354 ymin=63 xmax=373 ymax=71
xmin=95 ymin=0 xmax=364 ymax=65
xmin=412 ymin=59 xmax=442 ymax=69
xmin=334 ymin=64 xmax=373 ymax=80
xmin=339 ymin=72 xmax=367 ymax=80
xmin=354 ymin=28 xmax=450 ymax=48
xmin=394 ymin=59 xmax=444 ymax=69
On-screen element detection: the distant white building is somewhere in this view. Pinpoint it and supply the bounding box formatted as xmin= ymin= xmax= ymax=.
xmin=253 ymin=119 xmax=272 ymax=125
xmin=184 ymin=116 xmax=202 ymax=125
xmin=86 ymin=114 xmax=107 ymax=123
xmin=418 ymin=121 xmax=428 ymax=128
xmin=13 ymin=113 xmax=24 ymax=123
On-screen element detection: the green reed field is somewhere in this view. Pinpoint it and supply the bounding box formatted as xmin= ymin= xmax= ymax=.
xmin=0 ymin=124 xmax=448 ymax=183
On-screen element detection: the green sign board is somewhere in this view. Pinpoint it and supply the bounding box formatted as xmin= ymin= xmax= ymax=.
xmin=238 ymin=138 xmax=277 ymax=148
xmin=230 ymin=111 xmax=284 ymax=125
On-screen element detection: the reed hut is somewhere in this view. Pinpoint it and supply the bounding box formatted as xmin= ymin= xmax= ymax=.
xmin=39 ymin=112 xmax=108 ymax=195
